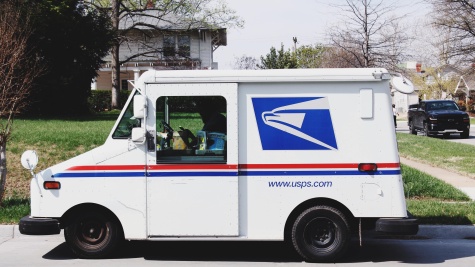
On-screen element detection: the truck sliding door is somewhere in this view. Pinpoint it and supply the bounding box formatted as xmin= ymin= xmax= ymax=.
xmin=145 ymin=83 xmax=239 ymax=237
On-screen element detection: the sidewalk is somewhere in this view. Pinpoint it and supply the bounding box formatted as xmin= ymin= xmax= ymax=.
xmin=400 ymin=157 xmax=475 ymax=201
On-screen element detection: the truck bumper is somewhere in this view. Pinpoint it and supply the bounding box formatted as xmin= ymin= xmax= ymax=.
xmin=19 ymin=216 xmax=60 ymax=235
xmin=375 ymin=218 xmax=419 ymax=235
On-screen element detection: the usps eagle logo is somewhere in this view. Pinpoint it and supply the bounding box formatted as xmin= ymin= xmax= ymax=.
xmin=252 ymin=97 xmax=338 ymax=150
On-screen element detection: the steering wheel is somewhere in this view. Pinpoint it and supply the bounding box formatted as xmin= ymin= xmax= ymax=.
xmin=161 ymin=120 xmax=174 ymax=132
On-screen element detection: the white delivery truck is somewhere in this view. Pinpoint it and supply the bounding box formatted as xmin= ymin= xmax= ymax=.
xmin=19 ymin=68 xmax=417 ymax=262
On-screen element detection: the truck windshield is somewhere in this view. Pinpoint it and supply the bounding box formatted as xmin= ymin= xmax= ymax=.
xmin=112 ymin=91 xmax=141 ymax=139
xmin=426 ymin=101 xmax=459 ymax=111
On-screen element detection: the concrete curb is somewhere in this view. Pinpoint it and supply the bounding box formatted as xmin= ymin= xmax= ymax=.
xmin=1 ymin=225 xmax=475 ymax=241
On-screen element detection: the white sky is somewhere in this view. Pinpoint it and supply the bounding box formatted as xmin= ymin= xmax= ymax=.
xmin=214 ymin=0 xmax=430 ymax=69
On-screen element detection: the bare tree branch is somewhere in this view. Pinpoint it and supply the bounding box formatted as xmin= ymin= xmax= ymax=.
xmin=326 ymin=0 xmax=411 ymax=70
xmin=0 ymin=1 xmax=45 ymax=204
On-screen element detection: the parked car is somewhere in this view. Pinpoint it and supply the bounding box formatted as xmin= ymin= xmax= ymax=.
xmin=407 ymin=100 xmax=470 ymax=138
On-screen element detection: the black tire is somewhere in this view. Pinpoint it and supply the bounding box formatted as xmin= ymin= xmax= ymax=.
xmin=291 ymin=206 xmax=351 ymax=262
xmin=64 ymin=210 xmax=122 ymax=259
xmin=461 ymin=130 xmax=470 ymax=139
xmin=409 ymin=121 xmax=416 ymax=135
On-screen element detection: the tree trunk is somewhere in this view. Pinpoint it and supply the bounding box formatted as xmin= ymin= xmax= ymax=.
xmin=0 ymin=142 xmax=7 ymax=206
xmin=111 ymin=43 xmax=120 ymax=109
xmin=111 ymin=0 xmax=120 ymax=110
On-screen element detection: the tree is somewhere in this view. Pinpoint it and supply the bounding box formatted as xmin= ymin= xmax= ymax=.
xmin=410 ymin=67 xmax=459 ymax=100
xmin=0 ymin=1 xmax=44 ymax=204
xmin=27 ymin=0 xmax=113 ymax=115
xmin=88 ymin=0 xmax=243 ymax=109
xmin=259 ymin=45 xmax=298 ymax=69
xmin=326 ymin=0 xmax=411 ymax=70
xmin=430 ymin=0 xmax=475 ymax=63
xmin=295 ymin=44 xmax=326 ymax=68
xmin=233 ymin=55 xmax=259 ymax=70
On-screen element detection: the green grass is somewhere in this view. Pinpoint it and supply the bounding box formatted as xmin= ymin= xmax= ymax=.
xmin=0 ymin=198 xmax=30 ymax=224
xmin=397 ymin=133 xmax=475 ymax=178
xmin=397 ymin=133 xmax=475 ymax=224
xmin=407 ymin=200 xmax=475 ymax=225
xmin=401 ymin=165 xmax=470 ymax=201
xmin=401 ymin=164 xmax=475 ymax=224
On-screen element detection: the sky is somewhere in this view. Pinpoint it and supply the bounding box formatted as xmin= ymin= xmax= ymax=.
xmin=213 ymin=0 xmax=430 ymax=69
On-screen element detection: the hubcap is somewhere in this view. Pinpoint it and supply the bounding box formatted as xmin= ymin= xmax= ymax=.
xmin=304 ymin=218 xmax=336 ymax=248
xmin=79 ymin=219 xmax=106 ymax=245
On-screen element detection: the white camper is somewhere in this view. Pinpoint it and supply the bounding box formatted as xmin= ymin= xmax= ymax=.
xmin=20 ymin=68 xmax=417 ymax=262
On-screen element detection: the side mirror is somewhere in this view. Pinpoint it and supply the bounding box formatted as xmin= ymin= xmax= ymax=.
xmin=131 ymin=128 xmax=146 ymax=144
xmin=133 ymin=95 xmax=146 ymax=119
xmin=21 ymin=150 xmax=38 ymax=171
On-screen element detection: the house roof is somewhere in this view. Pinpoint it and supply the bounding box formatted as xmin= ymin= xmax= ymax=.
xmin=119 ymin=10 xmax=227 ymax=46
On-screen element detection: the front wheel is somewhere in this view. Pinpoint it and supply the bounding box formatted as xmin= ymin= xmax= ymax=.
xmin=64 ymin=210 xmax=122 ymax=259
xmin=291 ymin=206 xmax=351 ymax=262
xmin=423 ymin=122 xmax=431 ymax=137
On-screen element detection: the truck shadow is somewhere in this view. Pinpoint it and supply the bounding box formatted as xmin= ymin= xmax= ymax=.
xmin=42 ymin=238 xmax=475 ymax=264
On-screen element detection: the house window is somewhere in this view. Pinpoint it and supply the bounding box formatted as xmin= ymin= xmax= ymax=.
xmin=163 ymin=35 xmax=190 ymax=58
xmin=177 ymin=36 xmax=190 ymax=57
xmin=163 ymin=35 xmax=176 ymax=57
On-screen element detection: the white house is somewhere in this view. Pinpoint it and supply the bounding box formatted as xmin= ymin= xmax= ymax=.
xmin=92 ymin=11 xmax=227 ymax=91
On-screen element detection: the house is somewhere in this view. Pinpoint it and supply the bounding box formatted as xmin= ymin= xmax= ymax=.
xmin=92 ymin=10 xmax=227 ymax=91
xmin=454 ymin=66 xmax=475 ymax=109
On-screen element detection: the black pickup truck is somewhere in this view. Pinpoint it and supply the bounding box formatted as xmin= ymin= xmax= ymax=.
xmin=407 ymin=100 xmax=470 ymax=138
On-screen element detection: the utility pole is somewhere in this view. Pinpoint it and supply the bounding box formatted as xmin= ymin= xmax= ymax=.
xmin=293 ymin=37 xmax=298 ymax=52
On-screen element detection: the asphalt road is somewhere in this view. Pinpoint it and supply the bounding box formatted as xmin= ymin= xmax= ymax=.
xmin=1 ymin=231 xmax=475 ymax=267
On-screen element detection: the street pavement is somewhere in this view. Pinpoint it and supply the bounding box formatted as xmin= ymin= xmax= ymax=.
xmin=1 ymin=225 xmax=475 ymax=266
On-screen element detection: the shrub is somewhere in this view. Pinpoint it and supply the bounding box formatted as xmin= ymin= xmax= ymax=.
xmin=88 ymin=90 xmax=130 ymax=112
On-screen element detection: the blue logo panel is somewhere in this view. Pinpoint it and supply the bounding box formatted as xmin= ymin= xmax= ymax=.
xmin=252 ymin=97 xmax=338 ymax=150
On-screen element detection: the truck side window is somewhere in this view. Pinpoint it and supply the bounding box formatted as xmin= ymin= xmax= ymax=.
xmin=156 ymin=96 xmax=227 ymax=163
xmin=112 ymin=92 xmax=141 ymax=139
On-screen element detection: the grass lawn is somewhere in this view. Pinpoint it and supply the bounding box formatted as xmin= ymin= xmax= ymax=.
xmin=401 ymin=164 xmax=475 ymax=225
xmin=397 ymin=132 xmax=475 ymax=178
xmin=1 ymin=114 xmax=474 ymax=225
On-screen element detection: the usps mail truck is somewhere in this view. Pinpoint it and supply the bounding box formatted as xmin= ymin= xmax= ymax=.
xmin=19 ymin=68 xmax=417 ymax=262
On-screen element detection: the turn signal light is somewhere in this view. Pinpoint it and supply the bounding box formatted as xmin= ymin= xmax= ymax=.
xmin=358 ymin=163 xmax=377 ymax=172
xmin=44 ymin=181 xmax=61 ymax=190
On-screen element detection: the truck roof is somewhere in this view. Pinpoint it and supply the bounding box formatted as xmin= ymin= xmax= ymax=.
xmin=135 ymin=68 xmax=391 ymax=86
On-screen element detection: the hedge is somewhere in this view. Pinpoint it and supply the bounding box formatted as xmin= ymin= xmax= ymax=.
xmin=88 ymin=90 xmax=131 ymax=112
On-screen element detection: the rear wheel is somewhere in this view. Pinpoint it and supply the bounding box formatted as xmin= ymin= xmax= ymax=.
xmin=64 ymin=210 xmax=122 ymax=259
xmin=291 ymin=206 xmax=351 ymax=262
